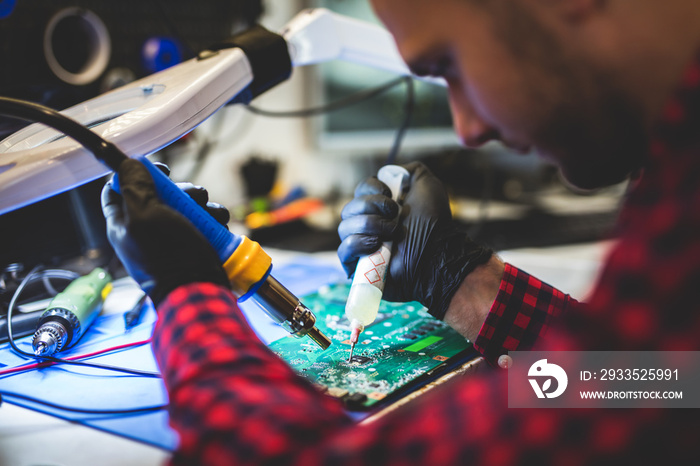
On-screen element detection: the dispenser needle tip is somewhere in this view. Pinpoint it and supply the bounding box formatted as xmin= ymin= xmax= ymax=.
xmin=348 ymin=323 xmax=362 ymax=363
xmin=348 ymin=342 xmax=355 ymax=362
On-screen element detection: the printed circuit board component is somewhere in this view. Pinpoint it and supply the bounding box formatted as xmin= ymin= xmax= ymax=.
xmin=269 ymin=283 xmax=475 ymax=409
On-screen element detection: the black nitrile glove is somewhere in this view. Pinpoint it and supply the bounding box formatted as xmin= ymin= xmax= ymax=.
xmin=101 ymin=158 xmax=230 ymax=306
xmin=338 ymin=162 xmax=493 ymax=320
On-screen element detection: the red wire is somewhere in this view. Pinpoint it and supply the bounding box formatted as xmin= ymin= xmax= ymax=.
xmin=0 ymin=338 xmax=152 ymax=377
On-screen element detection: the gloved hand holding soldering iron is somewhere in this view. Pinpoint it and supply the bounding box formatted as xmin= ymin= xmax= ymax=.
xmin=101 ymin=159 xmax=230 ymax=306
xmin=102 ymin=155 xmax=331 ymax=348
xmin=337 ymin=162 xmax=501 ymax=341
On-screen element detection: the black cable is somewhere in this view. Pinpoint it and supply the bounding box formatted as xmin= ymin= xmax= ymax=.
xmin=39 ymin=269 xmax=77 ymax=295
xmin=0 ymin=97 xmax=128 ymax=171
xmin=6 ymin=266 xmax=68 ymax=357
xmin=150 ymin=0 xmax=197 ymax=59
xmin=385 ymin=76 xmax=415 ymax=166
xmin=0 ymin=390 xmax=166 ymax=415
xmin=2 ymin=267 xmax=76 ymax=346
xmin=6 ymin=266 xmax=161 ymax=378
xmin=3 ymin=271 xmax=164 ymax=412
xmin=245 ymin=75 xmax=409 ymax=117
xmin=34 ymin=356 xmax=162 ymax=378
xmin=244 ymin=75 xmax=416 ymax=165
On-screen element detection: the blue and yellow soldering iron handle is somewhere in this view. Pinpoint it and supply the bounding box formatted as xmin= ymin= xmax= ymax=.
xmin=104 ymin=156 xmax=331 ymax=350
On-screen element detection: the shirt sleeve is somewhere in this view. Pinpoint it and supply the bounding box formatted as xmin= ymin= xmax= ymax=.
xmin=474 ymin=263 xmax=577 ymax=365
xmin=152 ymin=283 xmax=353 ymax=465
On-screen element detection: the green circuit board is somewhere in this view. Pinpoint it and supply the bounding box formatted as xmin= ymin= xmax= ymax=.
xmin=268 ymin=283 xmax=474 ymax=409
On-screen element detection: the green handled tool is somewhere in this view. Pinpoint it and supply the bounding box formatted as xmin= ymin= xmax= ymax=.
xmin=32 ymin=268 xmax=112 ymax=357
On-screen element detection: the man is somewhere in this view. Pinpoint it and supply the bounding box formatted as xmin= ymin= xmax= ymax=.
xmin=103 ymin=0 xmax=700 ymax=464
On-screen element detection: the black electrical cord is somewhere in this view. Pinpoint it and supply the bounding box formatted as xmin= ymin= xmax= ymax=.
xmin=6 ymin=265 xmax=73 ymax=358
xmin=32 ymin=356 xmax=161 ymax=378
xmin=245 ymin=75 xmax=416 ymax=165
xmin=0 ymin=97 xmax=159 ymax=372
xmin=6 ymin=265 xmax=161 ymax=378
xmin=151 ymin=0 xmax=197 ymax=59
xmin=0 ymin=97 xmax=128 ymax=171
xmin=245 ymin=75 xmax=410 ymax=117
xmin=385 ymin=76 xmax=414 ymax=166
xmin=0 ymin=390 xmax=167 ymax=415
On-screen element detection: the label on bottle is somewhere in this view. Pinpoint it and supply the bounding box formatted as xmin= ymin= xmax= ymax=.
xmin=351 ymin=243 xmax=392 ymax=292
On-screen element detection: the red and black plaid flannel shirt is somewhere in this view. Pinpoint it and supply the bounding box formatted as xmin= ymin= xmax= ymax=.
xmin=152 ymin=56 xmax=700 ymax=465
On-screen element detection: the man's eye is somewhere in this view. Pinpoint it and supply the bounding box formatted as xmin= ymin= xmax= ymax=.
xmin=429 ymin=56 xmax=453 ymax=78
xmin=409 ymin=64 xmax=431 ymax=77
xmin=409 ymin=52 xmax=453 ymax=78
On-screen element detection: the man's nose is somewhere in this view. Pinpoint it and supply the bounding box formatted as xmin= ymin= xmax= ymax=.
xmin=447 ymin=82 xmax=499 ymax=147
xmin=455 ymin=112 xmax=499 ymax=147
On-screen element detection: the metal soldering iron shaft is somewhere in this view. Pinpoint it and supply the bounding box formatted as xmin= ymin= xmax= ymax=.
xmin=250 ymin=275 xmax=332 ymax=350
xmin=306 ymin=326 xmax=332 ymax=350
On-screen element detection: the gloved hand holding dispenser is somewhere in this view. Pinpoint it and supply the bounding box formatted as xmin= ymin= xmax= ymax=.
xmin=338 ymin=162 xmax=493 ymax=322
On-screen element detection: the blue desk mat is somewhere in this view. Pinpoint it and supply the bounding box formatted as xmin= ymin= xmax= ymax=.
xmin=0 ymin=258 xmax=347 ymax=451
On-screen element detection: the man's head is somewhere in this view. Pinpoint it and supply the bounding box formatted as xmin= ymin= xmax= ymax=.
xmin=371 ymin=0 xmax=700 ymax=189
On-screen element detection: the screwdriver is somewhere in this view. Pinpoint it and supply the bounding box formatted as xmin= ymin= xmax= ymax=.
xmin=346 ymin=165 xmax=410 ymax=362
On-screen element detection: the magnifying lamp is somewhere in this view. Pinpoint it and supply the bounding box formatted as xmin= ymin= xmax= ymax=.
xmin=0 ymin=8 xmax=443 ymax=216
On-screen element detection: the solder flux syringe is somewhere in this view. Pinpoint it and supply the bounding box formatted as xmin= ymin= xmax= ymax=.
xmin=346 ymin=165 xmax=410 ymax=361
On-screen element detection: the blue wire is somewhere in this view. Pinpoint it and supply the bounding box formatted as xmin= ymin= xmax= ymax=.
xmin=0 ymin=390 xmax=167 ymax=415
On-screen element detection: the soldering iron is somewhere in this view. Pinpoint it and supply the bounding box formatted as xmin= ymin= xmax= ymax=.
xmin=111 ymin=155 xmax=332 ymax=350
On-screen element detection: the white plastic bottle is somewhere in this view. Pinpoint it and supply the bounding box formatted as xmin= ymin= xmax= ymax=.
xmin=345 ymin=165 xmax=410 ymax=349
